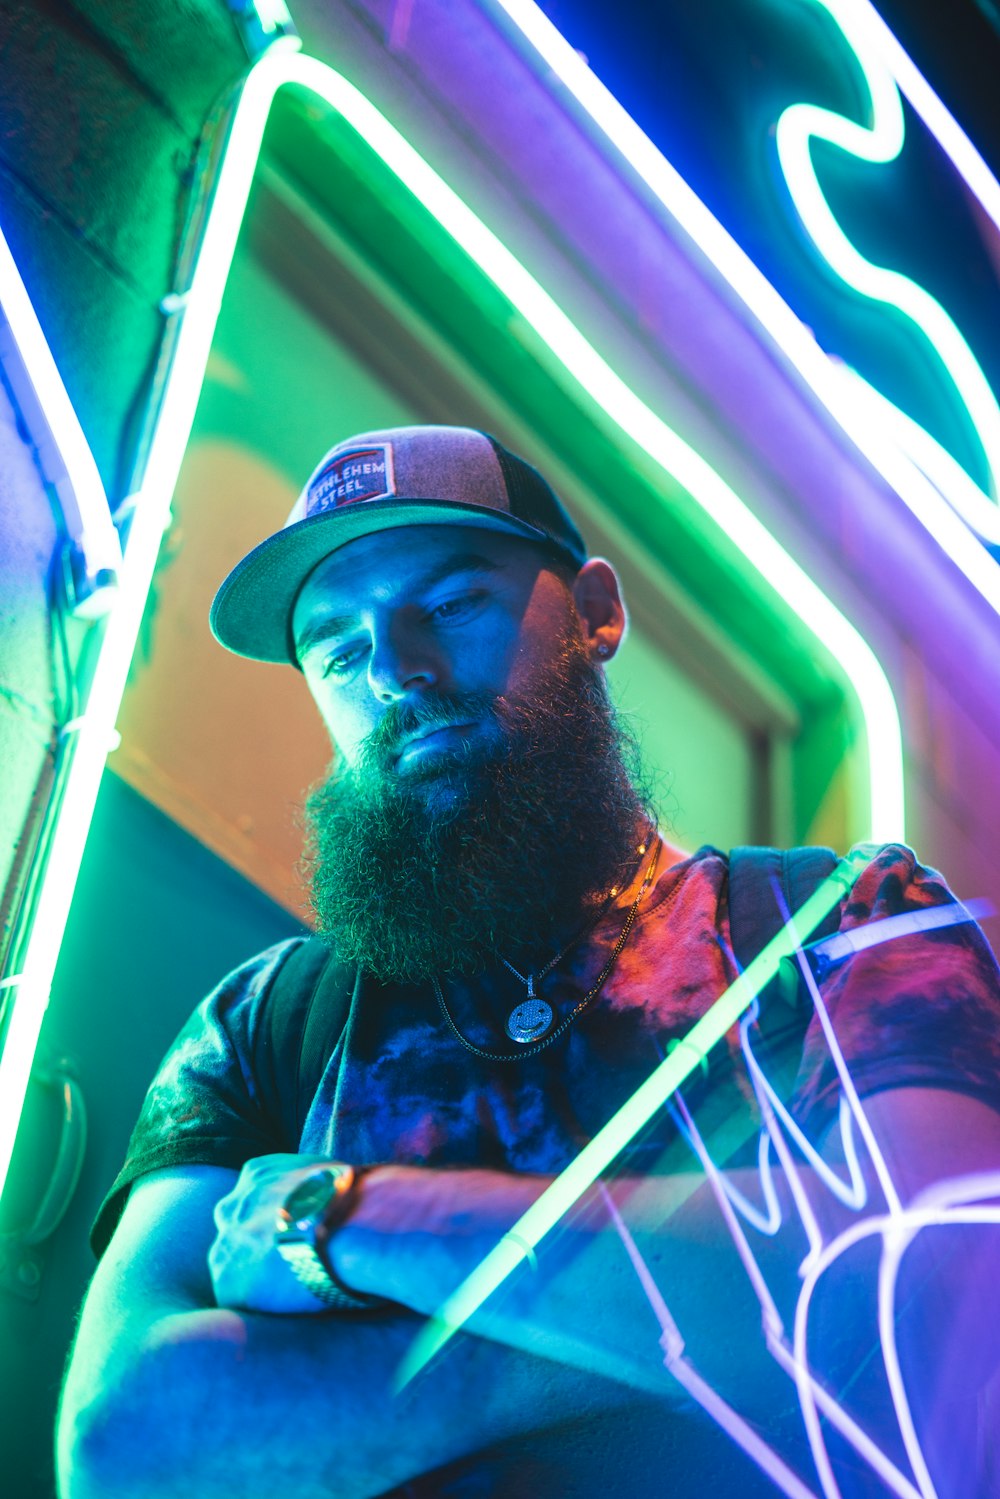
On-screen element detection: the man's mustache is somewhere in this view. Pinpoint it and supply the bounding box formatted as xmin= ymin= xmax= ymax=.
xmin=358 ymin=691 xmax=502 ymax=773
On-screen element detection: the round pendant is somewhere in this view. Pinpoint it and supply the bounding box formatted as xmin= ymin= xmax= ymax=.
xmin=506 ymin=998 xmax=555 ymax=1044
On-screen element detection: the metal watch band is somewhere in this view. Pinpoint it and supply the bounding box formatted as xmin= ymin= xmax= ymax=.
xmin=317 ymin=1165 xmax=387 ymax=1309
xmin=276 ymin=1162 xmax=387 ymax=1312
xmin=278 ymin=1240 xmax=377 ymax=1311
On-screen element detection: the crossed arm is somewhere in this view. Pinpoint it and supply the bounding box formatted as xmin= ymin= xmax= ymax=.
xmin=57 ymin=1088 xmax=1000 ymax=1499
xmin=57 ymin=1163 xmax=676 ymax=1499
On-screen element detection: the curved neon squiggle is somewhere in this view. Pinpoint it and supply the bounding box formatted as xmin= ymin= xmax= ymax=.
xmin=496 ymin=0 xmax=1000 ymax=615
xmin=776 ymin=0 xmax=1000 ymax=540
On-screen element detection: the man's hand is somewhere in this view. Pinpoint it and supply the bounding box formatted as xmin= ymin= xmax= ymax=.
xmin=208 ymin=1153 xmax=339 ymax=1314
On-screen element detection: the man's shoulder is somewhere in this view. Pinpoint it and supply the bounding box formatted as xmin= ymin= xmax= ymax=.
xmin=713 ymin=840 xmax=946 ymax=969
xmin=182 ymin=935 xmax=322 ymax=1048
xmin=206 ymin=933 xmax=357 ymax=1061
xmin=202 ymin=934 xmax=312 ymax=1004
xmin=226 ymin=933 xmax=355 ymax=1023
xmin=840 ymin=840 xmax=951 ymax=917
xmin=658 ymin=839 xmax=932 ymax=902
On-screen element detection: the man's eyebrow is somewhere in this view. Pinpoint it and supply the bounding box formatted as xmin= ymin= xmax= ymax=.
xmin=294 ymin=552 xmax=504 ymax=659
xmin=295 ymin=613 xmax=359 ymax=659
xmin=418 ymin=552 xmax=504 ymax=590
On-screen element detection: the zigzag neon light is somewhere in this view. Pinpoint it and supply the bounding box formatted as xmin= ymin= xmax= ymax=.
xmin=410 ymin=888 xmax=998 ymax=1494
xmin=776 ymin=0 xmax=1000 ymax=542
xmin=396 ymin=849 xmax=872 ymax=1383
xmin=495 ymin=0 xmax=1000 ymax=616
xmin=0 ymin=37 xmax=905 ymax=1201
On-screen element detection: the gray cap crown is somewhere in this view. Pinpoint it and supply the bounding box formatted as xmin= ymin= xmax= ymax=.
xmin=209 ymin=425 xmax=587 ymax=665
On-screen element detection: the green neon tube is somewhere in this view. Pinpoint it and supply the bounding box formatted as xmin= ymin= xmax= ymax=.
xmin=136 ymin=47 xmax=905 ymax=840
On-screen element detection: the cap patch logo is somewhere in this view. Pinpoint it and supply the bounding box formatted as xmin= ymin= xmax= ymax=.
xmin=307 ymin=445 xmax=395 ymax=515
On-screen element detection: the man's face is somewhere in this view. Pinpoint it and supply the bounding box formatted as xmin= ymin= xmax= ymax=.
xmin=292 ymin=524 xmax=583 ymax=777
xmin=292 ymin=524 xmax=647 ymax=982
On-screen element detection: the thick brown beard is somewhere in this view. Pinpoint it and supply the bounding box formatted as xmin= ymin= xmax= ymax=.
xmin=301 ymin=634 xmax=654 ymax=983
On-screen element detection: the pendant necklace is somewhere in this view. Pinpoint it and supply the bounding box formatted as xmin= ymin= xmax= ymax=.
xmin=433 ymin=830 xmax=661 ymax=1062
xmin=500 ymin=946 xmax=575 ymax=1044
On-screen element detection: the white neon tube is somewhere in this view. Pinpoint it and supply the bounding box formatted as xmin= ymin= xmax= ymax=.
xmin=0 ymin=225 xmax=121 ymax=588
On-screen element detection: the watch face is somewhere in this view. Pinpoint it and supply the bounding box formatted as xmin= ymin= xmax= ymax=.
xmin=279 ymin=1165 xmax=355 ymax=1235
xmin=275 ymin=1165 xmax=375 ymax=1310
xmin=282 ymin=1169 xmax=337 ymax=1230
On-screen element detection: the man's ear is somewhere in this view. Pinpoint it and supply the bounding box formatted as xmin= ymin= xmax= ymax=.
xmin=571 ymin=559 xmax=626 ymax=662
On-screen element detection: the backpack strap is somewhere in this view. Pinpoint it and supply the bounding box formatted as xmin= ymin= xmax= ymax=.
xmin=728 ymin=846 xmax=842 ymax=972
xmin=256 ymin=936 xmax=357 ymax=1149
xmin=727 ymin=846 xmax=842 ymax=1081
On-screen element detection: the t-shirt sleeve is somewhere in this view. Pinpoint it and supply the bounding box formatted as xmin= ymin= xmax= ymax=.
xmin=90 ymin=937 xmax=307 ymax=1259
xmin=792 ymin=843 xmax=1000 ymax=1135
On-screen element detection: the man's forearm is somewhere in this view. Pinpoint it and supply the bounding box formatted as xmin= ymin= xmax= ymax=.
xmin=330 ymin=1095 xmax=1000 ymax=1465
xmin=66 ymin=1302 xmax=652 ymax=1499
xmin=333 ymin=1164 xmax=790 ymax=1400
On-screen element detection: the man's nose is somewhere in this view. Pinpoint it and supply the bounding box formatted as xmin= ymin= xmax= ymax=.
xmin=367 ymin=624 xmax=442 ymax=702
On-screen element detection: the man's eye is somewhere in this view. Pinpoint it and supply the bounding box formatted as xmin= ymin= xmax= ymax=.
xmin=319 ymin=644 xmax=367 ymax=679
xmin=430 ymin=592 xmax=483 ymax=622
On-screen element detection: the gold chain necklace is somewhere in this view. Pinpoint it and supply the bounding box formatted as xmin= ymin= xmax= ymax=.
xmin=433 ymin=833 xmax=661 ymax=1063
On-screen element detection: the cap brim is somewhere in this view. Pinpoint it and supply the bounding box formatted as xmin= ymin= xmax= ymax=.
xmin=209 ymin=498 xmax=551 ymax=664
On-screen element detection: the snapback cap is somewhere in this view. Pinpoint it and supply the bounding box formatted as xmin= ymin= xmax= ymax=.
xmin=209 ymin=425 xmax=588 ymax=665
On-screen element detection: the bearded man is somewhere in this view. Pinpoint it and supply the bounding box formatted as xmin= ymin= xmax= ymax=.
xmin=58 ymin=427 xmax=1000 ymax=1498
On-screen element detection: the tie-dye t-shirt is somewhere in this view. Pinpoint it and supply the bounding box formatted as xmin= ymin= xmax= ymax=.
xmin=92 ymin=841 xmax=1000 ymax=1256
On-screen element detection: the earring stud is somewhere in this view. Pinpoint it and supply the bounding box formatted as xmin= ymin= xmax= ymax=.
xmin=596 ymin=643 xmax=610 ymax=658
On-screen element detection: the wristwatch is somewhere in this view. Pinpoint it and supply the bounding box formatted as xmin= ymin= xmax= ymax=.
xmin=275 ymin=1163 xmax=383 ymax=1311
